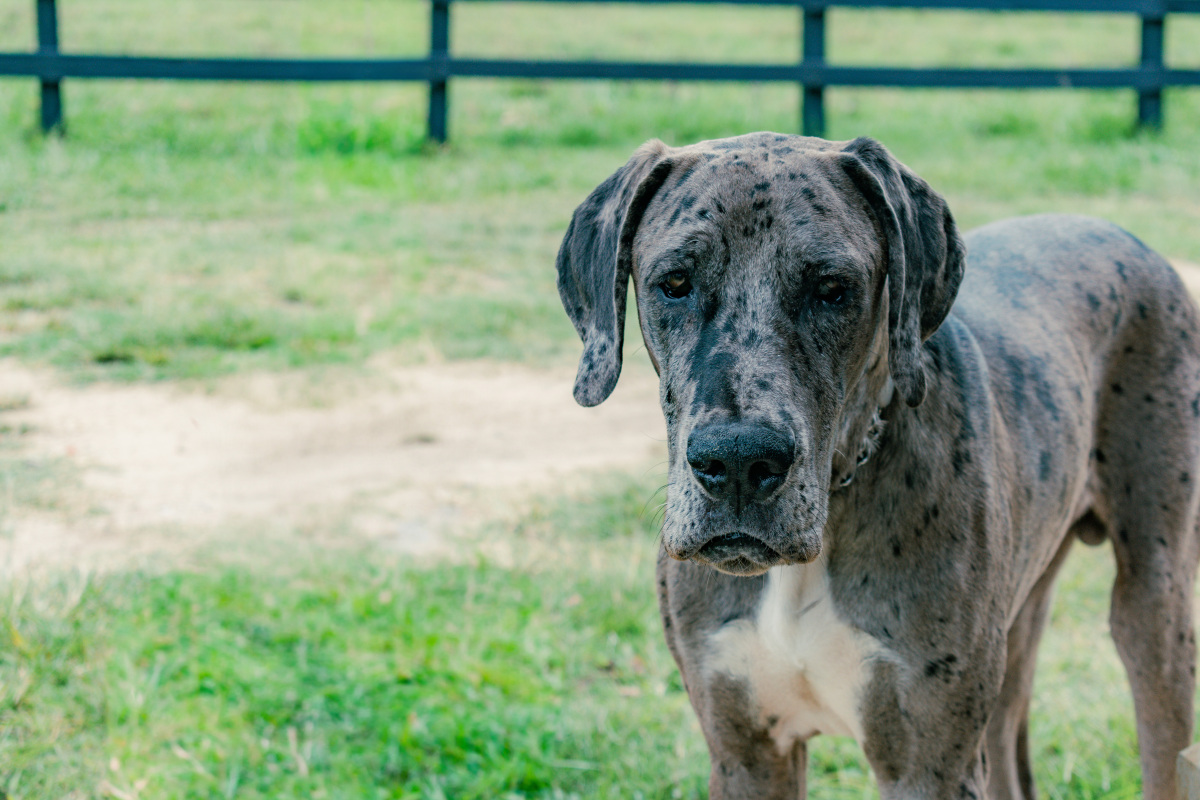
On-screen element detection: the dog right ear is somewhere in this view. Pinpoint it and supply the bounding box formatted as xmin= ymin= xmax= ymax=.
xmin=556 ymin=140 xmax=675 ymax=407
xmin=838 ymin=137 xmax=966 ymax=408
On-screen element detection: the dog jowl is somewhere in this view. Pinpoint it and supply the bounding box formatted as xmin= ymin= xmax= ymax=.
xmin=557 ymin=132 xmax=1200 ymax=800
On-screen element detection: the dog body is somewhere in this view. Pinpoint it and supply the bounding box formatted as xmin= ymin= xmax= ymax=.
xmin=556 ymin=133 xmax=1200 ymax=799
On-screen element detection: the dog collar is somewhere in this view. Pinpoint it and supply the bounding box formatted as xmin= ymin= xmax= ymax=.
xmin=833 ymin=378 xmax=893 ymax=491
xmin=834 ymin=408 xmax=886 ymax=490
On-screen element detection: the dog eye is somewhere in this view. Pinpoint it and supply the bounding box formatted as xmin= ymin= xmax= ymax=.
xmin=661 ymin=271 xmax=693 ymax=299
xmin=814 ymin=278 xmax=847 ymax=306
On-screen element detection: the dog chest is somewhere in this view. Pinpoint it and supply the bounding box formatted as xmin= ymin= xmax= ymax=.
xmin=705 ymin=560 xmax=881 ymax=749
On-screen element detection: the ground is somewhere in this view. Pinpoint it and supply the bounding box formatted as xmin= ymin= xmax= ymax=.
xmin=5 ymin=264 xmax=1196 ymax=577
xmin=3 ymin=1 xmax=1200 ymax=795
xmin=0 ymin=355 xmax=665 ymax=575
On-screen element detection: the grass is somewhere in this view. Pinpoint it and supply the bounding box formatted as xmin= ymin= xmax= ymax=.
xmin=0 ymin=2 xmax=1199 ymax=797
xmin=0 ymin=0 xmax=1198 ymax=380
xmin=0 ymin=474 xmax=1163 ymax=799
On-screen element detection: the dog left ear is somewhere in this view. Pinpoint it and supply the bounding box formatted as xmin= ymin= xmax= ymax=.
xmin=556 ymin=140 xmax=677 ymax=407
xmin=838 ymin=137 xmax=966 ymax=408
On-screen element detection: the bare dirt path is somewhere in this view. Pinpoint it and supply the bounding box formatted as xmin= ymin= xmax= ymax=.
xmin=4 ymin=260 xmax=1198 ymax=577
xmin=0 ymin=356 xmax=666 ymax=575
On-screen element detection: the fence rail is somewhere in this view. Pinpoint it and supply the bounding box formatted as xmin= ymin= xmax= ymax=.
xmin=2 ymin=0 xmax=1198 ymax=141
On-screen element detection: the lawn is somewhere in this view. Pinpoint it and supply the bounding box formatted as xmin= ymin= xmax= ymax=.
xmin=0 ymin=477 xmax=1149 ymax=799
xmin=1 ymin=0 xmax=1199 ymax=797
xmin=0 ymin=0 xmax=1198 ymax=381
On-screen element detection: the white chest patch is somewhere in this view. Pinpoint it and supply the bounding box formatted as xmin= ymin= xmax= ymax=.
xmin=706 ymin=559 xmax=882 ymax=750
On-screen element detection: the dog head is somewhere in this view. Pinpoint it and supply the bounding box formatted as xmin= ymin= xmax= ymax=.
xmin=557 ymin=133 xmax=964 ymax=575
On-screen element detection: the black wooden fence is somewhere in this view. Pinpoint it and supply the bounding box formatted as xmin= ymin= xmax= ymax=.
xmin=1 ymin=0 xmax=1198 ymax=141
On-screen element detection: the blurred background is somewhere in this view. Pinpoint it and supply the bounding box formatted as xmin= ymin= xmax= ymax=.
xmin=1 ymin=0 xmax=1199 ymax=797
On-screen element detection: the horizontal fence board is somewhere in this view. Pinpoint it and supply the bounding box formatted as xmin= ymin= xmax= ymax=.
xmin=450 ymin=58 xmax=1200 ymax=87
xmin=4 ymin=0 xmax=1197 ymax=138
xmin=445 ymin=0 xmax=1200 ymax=12
xmin=0 ymin=54 xmax=431 ymax=81
xmin=3 ymin=53 xmax=1198 ymax=89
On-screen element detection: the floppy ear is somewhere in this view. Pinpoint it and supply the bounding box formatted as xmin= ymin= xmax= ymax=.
xmin=838 ymin=137 xmax=966 ymax=408
xmin=556 ymin=139 xmax=675 ymax=406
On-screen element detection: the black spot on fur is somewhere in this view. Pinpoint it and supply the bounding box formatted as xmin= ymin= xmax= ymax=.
xmin=1039 ymin=450 xmax=1052 ymax=481
xmin=925 ymin=653 xmax=958 ymax=681
xmin=687 ymin=326 xmax=737 ymax=414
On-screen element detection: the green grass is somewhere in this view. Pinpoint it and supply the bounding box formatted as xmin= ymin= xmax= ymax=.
xmin=0 ymin=0 xmax=1199 ymax=380
xmin=0 ymin=474 xmax=1168 ymax=799
xmin=1 ymin=3 xmax=1199 ymax=796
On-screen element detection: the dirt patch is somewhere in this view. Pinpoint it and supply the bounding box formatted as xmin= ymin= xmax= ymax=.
xmin=0 ymin=357 xmax=666 ymax=576
xmin=4 ymin=259 xmax=1198 ymax=577
xmin=1173 ymin=259 xmax=1200 ymax=296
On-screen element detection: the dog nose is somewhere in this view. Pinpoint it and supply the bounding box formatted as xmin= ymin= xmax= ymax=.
xmin=686 ymin=422 xmax=795 ymax=505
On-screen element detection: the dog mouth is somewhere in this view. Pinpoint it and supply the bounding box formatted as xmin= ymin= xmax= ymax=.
xmin=696 ymin=532 xmax=782 ymax=576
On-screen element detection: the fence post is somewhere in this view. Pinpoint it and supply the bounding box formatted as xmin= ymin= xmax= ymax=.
xmin=36 ymin=0 xmax=62 ymax=134
xmin=1138 ymin=6 xmax=1165 ymax=128
xmin=428 ymin=0 xmax=450 ymax=143
xmin=1180 ymin=742 xmax=1200 ymax=800
xmin=801 ymin=3 xmax=826 ymax=138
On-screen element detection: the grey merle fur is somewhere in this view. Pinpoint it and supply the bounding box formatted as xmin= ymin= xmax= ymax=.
xmin=556 ymin=132 xmax=1200 ymax=800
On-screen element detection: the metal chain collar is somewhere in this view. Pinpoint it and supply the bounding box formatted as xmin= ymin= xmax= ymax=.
xmin=834 ymin=408 xmax=886 ymax=491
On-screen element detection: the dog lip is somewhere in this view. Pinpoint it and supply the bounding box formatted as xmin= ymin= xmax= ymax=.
xmin=696 ymin=531 xmax=782 ymax=573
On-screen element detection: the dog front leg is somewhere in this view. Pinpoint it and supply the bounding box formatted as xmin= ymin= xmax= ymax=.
xmin=697 ymin=680 xmax=809 ymax=800
xmin=860 ymin=659 xmax=997 ymax=800
xmin=875 ymin=756 xmax=988 ymax=800
xmin=708 ymin=742 xmax=807 ymax=800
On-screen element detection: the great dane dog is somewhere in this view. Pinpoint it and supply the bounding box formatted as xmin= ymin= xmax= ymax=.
xmin=555 ymin=133 xmax=1200 ymax=799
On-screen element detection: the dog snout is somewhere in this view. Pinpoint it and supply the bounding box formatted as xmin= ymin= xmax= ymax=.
xmin=686 ymin=422 xmax=795 ymax=506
